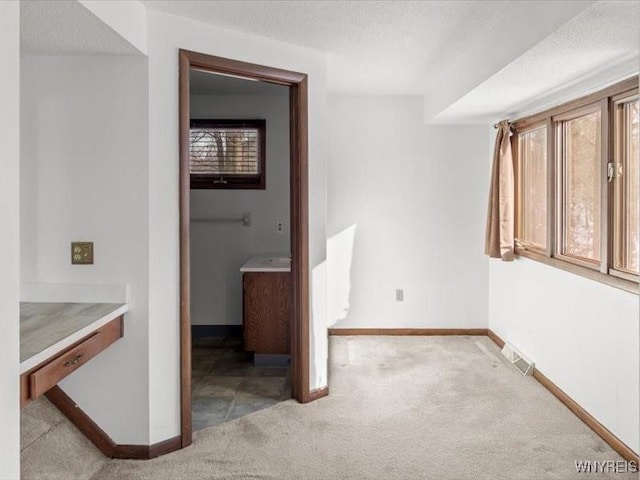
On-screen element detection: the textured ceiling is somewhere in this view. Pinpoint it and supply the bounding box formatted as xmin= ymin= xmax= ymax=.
xmin=435 ymin=1 xmax=640 ymax=123
xmin=143 ymin=0 xmax=507 ymax=94
xmin=142 ymin=0 xmax=607 ymax=121
xmin=190 ymin=69 xmax=288 ymax=96
xmin=21 ymin=0 xmax=139 ymax=55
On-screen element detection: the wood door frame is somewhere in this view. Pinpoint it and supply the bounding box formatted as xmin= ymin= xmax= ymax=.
xmin=179 ymin=49 xmax=311 ymax=448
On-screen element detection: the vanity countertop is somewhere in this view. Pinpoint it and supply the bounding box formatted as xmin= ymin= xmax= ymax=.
xmin=240 ymin=255 xmax=291 ymax=273
xmin=20 ymin=302 xmax=128 ymax=374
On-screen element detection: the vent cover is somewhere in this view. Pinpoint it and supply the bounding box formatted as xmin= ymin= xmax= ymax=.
xmin=501 ymin=343 xmax=535 ymax=376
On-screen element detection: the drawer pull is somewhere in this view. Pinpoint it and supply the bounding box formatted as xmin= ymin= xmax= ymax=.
xmin=63 ymin=354 xmax=84 ymax=367
xmin=26 ymin=316 xmax=123 ymax=402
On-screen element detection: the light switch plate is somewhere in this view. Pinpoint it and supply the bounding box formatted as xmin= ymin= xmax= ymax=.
xmin=71 ymin=242 xmax=94 ymax=265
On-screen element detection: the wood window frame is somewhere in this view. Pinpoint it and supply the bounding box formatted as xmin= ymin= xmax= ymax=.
xmin=512 ymin=76 xmax=639 ymax=295
xmin=189 ymin=119 xmax=266 ymax=189
xmin=553 ymin=101 xmax=604 ymax=270
xmin=611 ymin=92 xmax=640 ymax=282
xmin=514 ymin=121 xmax=551 ymax=256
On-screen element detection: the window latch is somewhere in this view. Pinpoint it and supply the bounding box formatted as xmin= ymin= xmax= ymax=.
xmin=213 ymin=177 xmax=227 ymax=185
xmin=607 ymin=162 xmax=615 ymax=182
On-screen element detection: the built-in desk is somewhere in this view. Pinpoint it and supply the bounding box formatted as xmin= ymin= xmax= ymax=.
xmin=20 ymin=302 xmax=127 ymax=406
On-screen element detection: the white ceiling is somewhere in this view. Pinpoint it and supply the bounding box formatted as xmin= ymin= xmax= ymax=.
xmin=435 ymin=1 xmax=640 ymax=123
xmin=190 ymin=69 xmax=288 ymax=96
xmin=145 ymin=0 xmax=507 ymax=95
xmin=21 ymin=0 xmax=140 ymax=55
xmin=25 ymin=0 xmax=638 ymax=122
xmin=144 ymin=0 xmax=632 ymax=122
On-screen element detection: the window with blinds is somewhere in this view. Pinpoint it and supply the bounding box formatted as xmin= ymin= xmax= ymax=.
xmin=189 ymin=119 xmax=266 ymax=189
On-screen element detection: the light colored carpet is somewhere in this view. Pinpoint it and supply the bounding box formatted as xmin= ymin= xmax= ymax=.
xmin=21 ymin=336 xmax=635 ymax=480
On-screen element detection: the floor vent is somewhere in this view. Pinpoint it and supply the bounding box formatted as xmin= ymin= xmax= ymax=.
xmin=501 ymin=343 xmax=535 ymax=376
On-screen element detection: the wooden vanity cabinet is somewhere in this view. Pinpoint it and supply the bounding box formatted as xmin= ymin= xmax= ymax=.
xmin=242 ymin=272 xmax=291 ymax=354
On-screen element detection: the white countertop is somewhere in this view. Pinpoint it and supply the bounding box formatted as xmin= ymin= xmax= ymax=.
xmin=20 ymin=302 xmax=128 ymax=374
xmin=240 ymin=255 xmax=291 ymax=273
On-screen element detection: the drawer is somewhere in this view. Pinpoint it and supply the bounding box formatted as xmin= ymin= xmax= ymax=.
xmin=27 ymin=316 xmax=123 ymax=400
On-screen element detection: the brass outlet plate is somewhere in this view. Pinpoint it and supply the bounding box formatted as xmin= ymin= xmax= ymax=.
xmin=71 ymin=242 xmax=94 ymax=265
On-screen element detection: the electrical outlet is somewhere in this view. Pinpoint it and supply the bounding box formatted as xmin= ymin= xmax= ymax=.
xmin=71 ymin=242 xmax=94 ymax=265
xmin=276 ymin=221 xmax=284 ymax=234
xmin=395 ymin=289 xmax=403 ymax=301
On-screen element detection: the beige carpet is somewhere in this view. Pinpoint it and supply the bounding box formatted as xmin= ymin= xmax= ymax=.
xmin=21 ymin=336 xmax=635 ymax=480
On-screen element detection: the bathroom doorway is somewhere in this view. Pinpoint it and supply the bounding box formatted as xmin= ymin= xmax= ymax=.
xmin=178 ymin=50 xmax=311 ymax=448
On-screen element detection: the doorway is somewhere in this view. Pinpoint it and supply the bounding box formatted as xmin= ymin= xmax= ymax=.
xmin=178 ymin=50 xmax=310 ymax=448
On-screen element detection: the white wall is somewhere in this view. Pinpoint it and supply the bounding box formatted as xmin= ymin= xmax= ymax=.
xmin=190 ymin=93 xmax=290 ymax=326
xmin=146 ymin=10 xmax=328 ymax=443
xmin=0 ymin=2 xmax=21 ymax=478
xmin=20 ymin=55 xmax=150 ymax=444
xmin=487 ymin=71 xmax=640 ymax=455
xmin=489 ymin=254 xmax=640 ymax=453
xmin=327 ymin=96 xmax=489 ymax=329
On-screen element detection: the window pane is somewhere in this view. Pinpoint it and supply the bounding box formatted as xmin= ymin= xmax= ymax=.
xmin=562 ymin=110 xmax=601 ymax=262
xmin=190 ymin=127 xmax=259 ymax=175
xmin=519 ymin=127 xmax=547 ymax=249
xmin=614 ymin=99 xmax=639 ymax=274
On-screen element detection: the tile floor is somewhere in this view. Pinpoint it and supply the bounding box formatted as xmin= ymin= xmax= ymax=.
xmin=191 ymin=336 xmax=291 ymax=431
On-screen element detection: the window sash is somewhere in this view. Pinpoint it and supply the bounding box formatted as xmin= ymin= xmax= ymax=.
xmin=554 ymin=104 xmax=603 ymax=268
xmin=612 ymin=94 xmax=640 ymax=276
xmin=515 ymin=124 xmax=549 ymax=254
xmin=512 ymin=78 xmax=639 ymax=292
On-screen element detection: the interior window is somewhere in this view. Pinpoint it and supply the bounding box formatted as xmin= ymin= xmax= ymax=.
xmin=190 ymin=119 xmax=266 ymax=189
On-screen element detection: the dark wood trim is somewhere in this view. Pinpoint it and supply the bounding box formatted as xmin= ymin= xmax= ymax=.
xmin=45 ymin=386 xmax=182 ymax=460
xmin=45 ymin=386 xmax=116 ymax=457
xmin=147 ymin=435 xmax=183 ymax=459
xmin=486 ymin=329 xmax=505 ymax=349
xmin=486 ymin=330 xmax=639 ymax=464
xmin=112 ymin=444 xmax=149 ymax=460
xmin=179 ymin=50 xmax=313 ymax=451
xmin=289 ymin=77 xmax=311 ymax=403
xmin=185 ymin=50 xmax=306 ymax=85
xmin=308 ymin=386 xmax=329 ymax=402
xmin=178 ymin=49 xmax=193 ymax=449
xmin=533 ymin=369 xmax=639 ymax=465
xmin=328 ymin=328 xmax=489 ymax=336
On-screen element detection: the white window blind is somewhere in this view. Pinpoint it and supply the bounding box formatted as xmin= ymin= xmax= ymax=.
xmin=189 ymin=119 xmax=265 ymax=189
xmin=190 ymin=127 xmax=259 ymax=175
